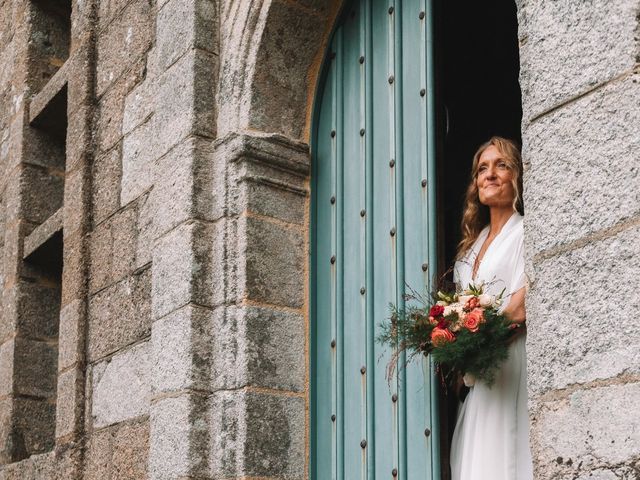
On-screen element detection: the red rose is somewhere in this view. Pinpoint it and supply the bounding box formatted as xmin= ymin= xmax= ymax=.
xmin=429 ymin=305 xmax=445 ymax=318
xmin=464 ymin=297 xmax=480 ymax=311
xmin=431 ymin=327 xmax=455 ymax=347
xmin=463 ymin=308 xmax=484 ymax=333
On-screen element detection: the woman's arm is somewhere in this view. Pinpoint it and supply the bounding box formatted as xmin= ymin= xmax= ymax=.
xmin=502 ymin=286 xmax=526 ymax=324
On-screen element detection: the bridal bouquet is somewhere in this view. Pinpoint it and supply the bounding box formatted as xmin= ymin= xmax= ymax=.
xmin=377 ymin=283 xmax=517 ymax=386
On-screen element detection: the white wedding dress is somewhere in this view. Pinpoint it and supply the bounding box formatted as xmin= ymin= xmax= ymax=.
xmin=450 ymin=212 xmax=533 ymax=480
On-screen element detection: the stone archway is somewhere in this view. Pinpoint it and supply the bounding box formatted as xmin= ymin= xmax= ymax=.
xmin=207 ymin=0 xmax=344 ymax=477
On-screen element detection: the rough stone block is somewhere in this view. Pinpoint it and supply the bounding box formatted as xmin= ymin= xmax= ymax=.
xmin=151 ymin=221 xmax=214 ymax=319
xmin=98 ymin=0 xmax=138 ymax=28
xmin=18 ymin=165 xmax=64 ymax=224
xmin=12 ymin=396 xmax=55 ymax=457
xmin=95 ymin=55 xmax=147 ymax=155
xmin=0 ymin=339 xmax=13 ymax=396
xmin=62 ymin=167 xmax=88 ymax=239
xmin=527 ymin=225 xmax=640 ymax=396
xmin=0 ymin=397 xmax=13 ymax=464
xmin=241 ymin=215 xmax=304 ymax=308
xmin=523 ymin=73 xmax=640 ymax=257
xmin=209 ymin=390 xmax=305 ymax=478
xmin=89 ymin=205 xmax=137 ymax=294
xmin=120 ymin=116 xmax=156 ymax=206
xmin=61 ymin=234 xmax=85 ymax=307
xmin=531 ymin=382 xmax=640 ymax=479
xmin=58 ymin=299 xmax=84 ymax=371
xmin=65 ymin=106 xmax=93 ymax=172
xmin=112 ymin=419 xmax=150 ymax=479
xmin=151 ymin=305 xmax=213 ymax=394
xmin=88 ymin=267 xmax=151 ymax=362
xmin=55 ymin=367 xmax=83 ymax=439
xmin=84 ymin=425 xmax=114 ymax=480
xmin=14 ymin=280 xmax=61 ymax=339
xmin=91 ymin=341 xmax=151 ymax=428
xmin=134 ymin=192 xmax=154 ymax=269
xmin=84 ymin=419 xmax=150 ymax=480
xmin=518 ymin=0 xmax=639 ymax=119
xmin=121 ymin=49 xmax=216 ymax=206
xmin=92 ymin=147 xmax=122 ymax=226
xmin=110 ymin=206 xmax=137 ymax=279
xmin=149 ymin=394 xmax=208 ymax=479
xmin=23 ymin=206 xmax=62 ymax=258
xmin=152 ymin=136 xmax=215 ymax=237
xmin=13 ymin=337 xmax=57 ymax=398
xmin=95 ymin=0 xmax=152 ymax=97
xmin=211 ymin=305 xmax=305 ymax=392
xmin=153 ymin=0 xmax=217 ymax=73
xmin=154 ymin=48 xmax=217 ymax=143
xmin=88 ymin=219 xmax=112 ymax=293
xmin=239 ymin=172 xmax=307 ymax=225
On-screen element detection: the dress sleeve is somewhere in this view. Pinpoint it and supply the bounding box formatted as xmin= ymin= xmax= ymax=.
xmin=510 ymin=231 xmax=526 ymax=294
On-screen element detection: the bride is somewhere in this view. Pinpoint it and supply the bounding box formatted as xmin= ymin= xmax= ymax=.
xmin=449 ymin=137 xmax=533 ymax=480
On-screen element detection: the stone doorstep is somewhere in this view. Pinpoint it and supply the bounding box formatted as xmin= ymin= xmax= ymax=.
xmin=23 ymin=207 xmax=63 ymax=259
xmin=28 ymin=58 xmax=70 ymax=125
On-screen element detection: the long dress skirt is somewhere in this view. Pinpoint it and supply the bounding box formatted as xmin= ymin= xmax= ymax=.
xmin=450 ymin=334 xmax=533 ymax=480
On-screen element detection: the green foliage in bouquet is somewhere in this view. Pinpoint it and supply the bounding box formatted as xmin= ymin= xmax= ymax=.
xmin=430 ymin=307 xmax=512 ymax=386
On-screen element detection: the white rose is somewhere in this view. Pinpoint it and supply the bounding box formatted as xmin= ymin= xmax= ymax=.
xmin=443 ymin=305 xmax=454 ymax=317
xmin=478 ymin=294 xmax=494 ymax=307
xmin=458 ymin=295 xmax=472 ymax=305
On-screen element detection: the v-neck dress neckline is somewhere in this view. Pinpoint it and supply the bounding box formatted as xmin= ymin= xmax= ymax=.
xmin=471 ymin=211 xmax=519 ymax=283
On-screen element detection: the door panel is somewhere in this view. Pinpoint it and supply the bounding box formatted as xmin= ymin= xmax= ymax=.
xmin=311 ymin=0 xmax=439 ymax=478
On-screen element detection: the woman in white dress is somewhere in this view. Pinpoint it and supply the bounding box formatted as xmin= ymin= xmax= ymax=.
xmin=449 ymin=137 xmax=534 ymax=480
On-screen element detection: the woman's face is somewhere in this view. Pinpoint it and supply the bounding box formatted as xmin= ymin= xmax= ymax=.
xmin=476 ymin=145 xmax=515 ymax=208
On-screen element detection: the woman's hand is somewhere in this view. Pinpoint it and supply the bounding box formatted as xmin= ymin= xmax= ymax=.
xmin=502 ymin=286 xmax=526 ymax=324
xmin=503 ymin=286 xmax=526 ymax=343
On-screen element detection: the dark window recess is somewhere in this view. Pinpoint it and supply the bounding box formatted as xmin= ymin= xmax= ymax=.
xmin=29 ymin=84 xmax=68 ymax=220
xmin=13 ymin=225 xmax=63 ymax=461
xmin=30 ymin=0 xmax=72 ymax=91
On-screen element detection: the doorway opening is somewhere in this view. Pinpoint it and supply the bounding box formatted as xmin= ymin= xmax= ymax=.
xmin=436 ymin=0 xmax=522 ymax=477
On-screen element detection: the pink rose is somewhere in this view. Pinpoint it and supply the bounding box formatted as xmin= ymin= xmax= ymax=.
xmin=463 ymin=308 xmax=484 ymax=333
xmin=431 ymin=327 xmax=455 ymax=347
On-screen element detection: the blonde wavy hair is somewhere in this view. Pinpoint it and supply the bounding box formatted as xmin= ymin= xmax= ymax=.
xmin=456 ymin=136 xmax=524 ymax=260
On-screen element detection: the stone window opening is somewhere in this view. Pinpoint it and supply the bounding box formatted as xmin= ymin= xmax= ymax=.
xmin=2 ymin=0 xmax=72 ymax=462
xmin=29 ymin=0 xmax=72 ymax=93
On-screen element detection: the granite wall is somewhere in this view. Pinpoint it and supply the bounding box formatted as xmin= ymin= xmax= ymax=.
xmin=518 ymin=0 xmax=640 ymax=478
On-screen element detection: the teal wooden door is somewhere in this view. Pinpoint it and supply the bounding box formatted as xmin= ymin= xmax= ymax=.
xmin=311 ymin=0 xmax=439 ymax=478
